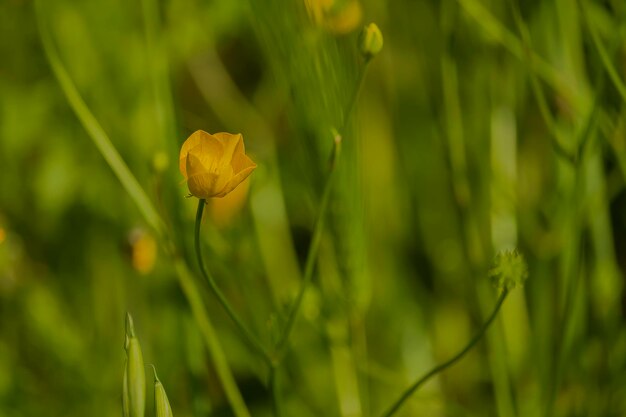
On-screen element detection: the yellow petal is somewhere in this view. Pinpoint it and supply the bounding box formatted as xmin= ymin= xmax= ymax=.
xmin=187 ymin=141 xmax=224 ymax=174
xmin=231 ymin=142 xmax=256 ymax=175
xmin=179 ymin=130 xmax=223 ymax=179
xmin=216 ymin=159 xmax=256 ymax=197
xmin=179 ymin=130 xmax=256 ymax=198
xmin=186 ymin=151 xmax=233 ymax=198
xmin=213 ymin=132 xmax=243 ymax=166
xmin=215 ymin=133 xmax=256 ymax=196
xmin=326 ymin=1 xmax=362 ymax=35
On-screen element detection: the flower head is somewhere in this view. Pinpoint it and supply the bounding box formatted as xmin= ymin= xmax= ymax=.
xmin=305 ymin=0 xmax=362 ymax=35
xmin=489 ymin=249 xmax=528 ymax=291
xmin=359 ymin=23 xmax=383 ymax=59
xmin=179 ymin=130 xmax=257 ymax=199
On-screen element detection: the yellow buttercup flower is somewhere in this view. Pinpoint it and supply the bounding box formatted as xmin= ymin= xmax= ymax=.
xmin=179 ymin=130 xmax=257 ymax=199
xmin=305 ymin=0 xmax=362 ymax=35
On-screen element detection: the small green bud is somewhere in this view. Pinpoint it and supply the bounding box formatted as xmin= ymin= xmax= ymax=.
xmin=151 ymin=365 xmax=174 ymax=417
xmin=489 ymin=249 xmax=528 ymax=291
xmin=359 ymin=23 xmax=383 ymax=59
xmin=124 ymin=313 xmax=146 ymax=417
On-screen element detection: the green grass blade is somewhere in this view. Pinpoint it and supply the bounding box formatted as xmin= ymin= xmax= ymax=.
xmin=34 ymin=0 xmax=165 ymax=238
xmin=581 ymin=0 xmax=626 ymax=103
xmin=173 ymin=259 xmax=252 ymax=417
xmin=457 ymin=0 xmax=581 ymax=113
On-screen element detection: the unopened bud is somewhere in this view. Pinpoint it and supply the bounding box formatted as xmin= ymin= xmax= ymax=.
xmin=359 ymin=23 xmax=383 ymax=59
xmin=152 ymin=365 xmax=174 ymax=417
xmin=124 ymin=313 xmax=146 ymax=417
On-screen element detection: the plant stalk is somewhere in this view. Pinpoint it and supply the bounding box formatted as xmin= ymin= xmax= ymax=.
xmin=194 ymin=199 xmax=273 ymax=365
xmin=379 ymin=289 xmax=509 ymax=417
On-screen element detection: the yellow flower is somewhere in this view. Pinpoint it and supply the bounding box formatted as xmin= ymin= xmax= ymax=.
xmin=305 ymin=0 xmax=362 ymax=35
xmin=179 ymin=130 xmax=257 ymax=199
xmin=128 ymin=229 xmax=157 ymax=275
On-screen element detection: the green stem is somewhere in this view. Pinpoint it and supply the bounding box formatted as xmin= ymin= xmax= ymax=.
xmin=274 ymin=164 xmax=337 ymax=357
xmin=273 ymin=61 xmax=370 ymax=358
xmin=379 ymin=289 xmax=509 ymax=417
xmin=173 ymin=259 xmax=252 ymax=417
xmin=342 ymin=58 xmax=370 ymax=133
xmin=269 ymin=366 xmax=282 ymax=417
xmin=34 ymin=0 xmax=166 ymax=240
xmin=456 ymin=0 xmax=581 ymax=113
xmin=581 ymin=0 xmax=626 ymax=104
xmin=507 ymin=0 xmax=576 ymax=164
xmin=195 ymin=199 xmax=273 ymax=365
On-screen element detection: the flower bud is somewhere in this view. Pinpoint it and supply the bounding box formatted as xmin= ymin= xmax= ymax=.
xmin=489 ymin=249 xmax=528 ymax=291
xmin=151 ymin=366 xmax=174 ymax=417
xmin=179 ymin=130 xmax=257 ymax=199
xmin=305 ymin=0 xmax=363 ymax=35
xmin=359 ymin=23 xmax=383 ymax=59
xmin=124 ymin=313 xmax=146 ymax=417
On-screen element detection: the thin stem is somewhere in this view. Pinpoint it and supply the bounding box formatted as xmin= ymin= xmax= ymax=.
xmin=195 ymin=199 xmax=273 ymax=365
xmin=507 ymin=0 xmax=576 ymax=164
xmin=581 ymin=0 xmax=626 ymax=104
xmin=273 ymin=61 xmax=370 ymax=358
xmin=269 ymin=366 xmax=282 ymax=417
xmin=342 ymin=58 xmax=370 ymax=133
xmin=173 ymin=259 xmax=252 ymax=417
xmin=456 ymin=0 xmax=582 ymax=114
xmin=379 ymin=289 xmax=509 ymax=417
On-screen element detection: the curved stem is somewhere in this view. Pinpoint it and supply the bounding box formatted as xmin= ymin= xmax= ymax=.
xmin=273 ymin=61 xmax=370 ymax=358
xmin=173 ymin=258 xmax=252 ymax=417
xmin=195 ymin=199 xmax=273 ymax=365
xmin=379 ymin=289 xmax=509 ymax=417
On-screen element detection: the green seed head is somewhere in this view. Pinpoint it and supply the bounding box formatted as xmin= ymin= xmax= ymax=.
xmin=125 ymin=312 xmax=137 ymax=340
xmin=124 ymin=313 xmax=146 ymax=417
xmin=489 ymin=249 xmax=528 ymax=291
xmin=151 ymin=365 xmax=174 ymax=417
xmin=359 ymin=23 xmax=383 ymax=59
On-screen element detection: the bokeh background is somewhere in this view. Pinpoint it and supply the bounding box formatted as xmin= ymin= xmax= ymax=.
xmin=2 ymin=0 xmax=626 ymax=416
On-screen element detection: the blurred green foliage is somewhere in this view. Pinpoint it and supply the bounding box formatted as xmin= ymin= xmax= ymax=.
xmin=2 ymin=0 xmax=626 ymax=416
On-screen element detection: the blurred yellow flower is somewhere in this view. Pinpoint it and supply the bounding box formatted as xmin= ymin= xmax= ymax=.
xmin=129 ymin=229 xmax=157 ymax=275
xmin=305 ymin=0 xmax=363 ymax=35
xmin=179 ymin=130 xmax=257 ymax=199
